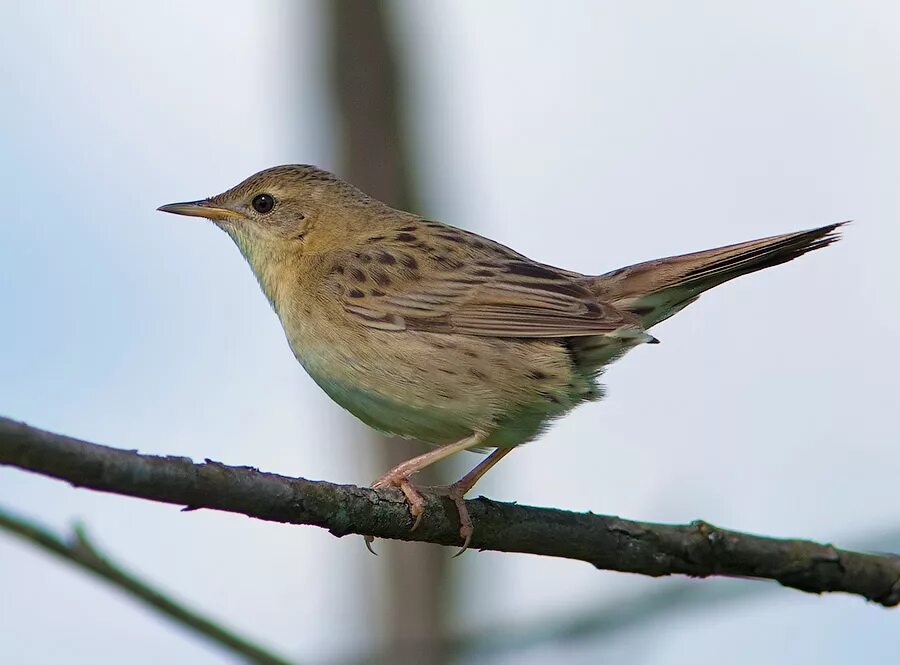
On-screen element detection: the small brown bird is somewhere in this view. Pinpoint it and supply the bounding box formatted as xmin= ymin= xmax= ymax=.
xmin=159 ymin=165 xmax=843 ymax=552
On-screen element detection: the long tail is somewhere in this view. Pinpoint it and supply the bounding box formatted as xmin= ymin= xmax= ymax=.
xmin=591 ymin=222 xmax=846 ymax=329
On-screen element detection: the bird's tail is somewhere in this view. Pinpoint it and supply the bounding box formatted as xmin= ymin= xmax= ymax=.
xmin=590 ymin=222 xmax=846 ymax=329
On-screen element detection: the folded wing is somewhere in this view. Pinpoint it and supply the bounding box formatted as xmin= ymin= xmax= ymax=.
xmin=332 ymin=247 xmax=637 ymax=338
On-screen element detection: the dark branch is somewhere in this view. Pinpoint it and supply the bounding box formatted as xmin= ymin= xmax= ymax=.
xmin=2 ymin=416 xmax=899 ymax=607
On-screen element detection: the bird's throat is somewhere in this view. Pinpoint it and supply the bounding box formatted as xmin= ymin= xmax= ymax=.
xmin=221 ymin=225 xmax=294 ymax=315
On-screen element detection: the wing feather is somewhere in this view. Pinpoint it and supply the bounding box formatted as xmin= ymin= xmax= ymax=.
xmin=328 ymin=227 xmax=638 ymax=339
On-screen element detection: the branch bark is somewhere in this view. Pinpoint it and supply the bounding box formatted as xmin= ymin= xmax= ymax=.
xmin=2 ymin=416 xmax=899 ymax=607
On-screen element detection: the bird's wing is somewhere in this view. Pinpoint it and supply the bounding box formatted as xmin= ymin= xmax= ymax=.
xmin=328 ymin=227 xmax=637 ymax=338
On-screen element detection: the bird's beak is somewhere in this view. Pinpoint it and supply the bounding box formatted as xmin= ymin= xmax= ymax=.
xmin=157 ymin=199 xmax=240 ymax=222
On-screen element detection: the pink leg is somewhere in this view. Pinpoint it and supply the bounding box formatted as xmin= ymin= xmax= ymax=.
xmin=446 ymin=447 xmax=515 ymax=555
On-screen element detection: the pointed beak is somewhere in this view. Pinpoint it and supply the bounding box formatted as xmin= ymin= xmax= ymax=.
xmin=157 ymin=199 xmax=239 ymax=222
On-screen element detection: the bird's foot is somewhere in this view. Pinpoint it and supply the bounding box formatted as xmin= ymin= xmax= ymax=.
xmin=446 ymin=481 xmax=474 ymax=557
xmin=428 ymin=482 xmax=474 ymax=556
xmin=360 ymin=434 xmax=495 ymax=555
xmin=372 ymin=471 xmax=427 ymax=530
xmin=364 ymin=472 xmax=427 ymax=554
xmin=432 ymin=447 xmax=513 ymax=556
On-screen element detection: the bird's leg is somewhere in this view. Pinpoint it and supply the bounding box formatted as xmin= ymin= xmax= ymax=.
xmin=442 ymin=447 xmax=514 ymax=556
xmin=365 ymin=432 xmax=486 ymax=552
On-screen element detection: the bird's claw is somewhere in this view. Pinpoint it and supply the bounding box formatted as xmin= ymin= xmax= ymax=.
xmin=447 ymin=482 xmax=474 ymax=557
xmin=365 ymin=473 xmax=427 ymax=553
xmin=410 ymin=509 xmax=424 ymax=533
xmin=451 ymin=529 xmax=472 ymax=558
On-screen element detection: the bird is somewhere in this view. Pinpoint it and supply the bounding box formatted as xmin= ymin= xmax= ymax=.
xmin=159 ymin=164 xmax=844 ymax=553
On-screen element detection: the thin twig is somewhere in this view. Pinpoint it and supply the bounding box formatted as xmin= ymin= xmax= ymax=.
xmin=0 ymin=504 xmax=296 ymax=665
xmin=2 ymin=415 xmax=899 ymax=607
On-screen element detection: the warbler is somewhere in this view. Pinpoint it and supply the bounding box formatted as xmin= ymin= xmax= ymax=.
xmin=160 ymin=164 xmax=843 ymax=551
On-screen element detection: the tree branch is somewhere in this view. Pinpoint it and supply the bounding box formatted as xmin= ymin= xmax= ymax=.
xmin=2 ymin=416 xmax=899 ymax=607
xmin=0 ymin=503 xmax=296 ymax=665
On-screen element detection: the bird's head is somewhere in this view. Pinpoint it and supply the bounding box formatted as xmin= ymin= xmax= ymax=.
xmin=158 ymin=164 xmax=384 ymax=255
xmin=159 ymin=164 xmax=394 ymax=308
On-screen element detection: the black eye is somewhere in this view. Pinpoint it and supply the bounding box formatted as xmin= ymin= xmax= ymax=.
xmin=251 ymin=193 xmax=275 ymax=214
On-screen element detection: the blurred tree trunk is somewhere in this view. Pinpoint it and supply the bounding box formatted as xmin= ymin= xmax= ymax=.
xmin=326 ymin=2 xmax=449 ymax=664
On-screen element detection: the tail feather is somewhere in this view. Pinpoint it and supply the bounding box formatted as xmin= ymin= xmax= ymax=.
xmin=591 ymin=222 xmax=846 ymax=329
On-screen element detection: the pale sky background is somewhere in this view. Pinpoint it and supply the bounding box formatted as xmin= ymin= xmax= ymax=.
xmin=1 ymin=1 xmax=899 ymax=663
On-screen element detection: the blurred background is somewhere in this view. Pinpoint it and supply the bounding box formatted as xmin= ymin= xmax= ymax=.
xmin=1 ymin=1 xmax=899 ymax=663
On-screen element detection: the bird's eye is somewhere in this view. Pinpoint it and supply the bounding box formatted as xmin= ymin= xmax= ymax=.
xmin=251 ymin=193 xmax=275 ymax=214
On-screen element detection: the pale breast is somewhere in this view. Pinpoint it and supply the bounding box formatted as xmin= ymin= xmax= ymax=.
xmin=280 ymin=292 xmax=599 ymax=446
